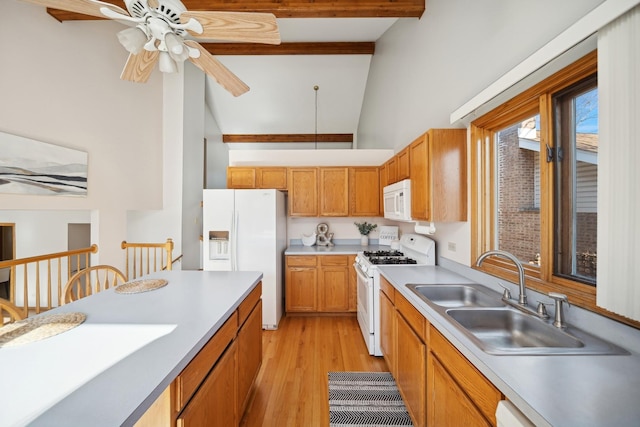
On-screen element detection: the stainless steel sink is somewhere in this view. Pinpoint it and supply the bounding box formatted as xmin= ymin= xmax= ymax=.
xmin=446 ymin=307 xmax=628 ymax=355
xmin=407 ymin=283 xmax=504 ymax=308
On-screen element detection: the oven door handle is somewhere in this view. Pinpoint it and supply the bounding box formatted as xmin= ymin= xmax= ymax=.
xmin=354 ymin=263 xmax=370 ymax=283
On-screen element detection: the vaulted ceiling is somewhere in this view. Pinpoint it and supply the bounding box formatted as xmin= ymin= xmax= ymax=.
xmin=48 ymin=0 xmax=426 ymax=146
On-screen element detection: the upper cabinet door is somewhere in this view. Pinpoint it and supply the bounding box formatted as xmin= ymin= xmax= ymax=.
xmin=288 ymin=168 xmax=318 ymax=216
xmin=429 ymin=129 xmax=467 ymax=222
xmin=319 ymin=167 xmax=349 ymax=217
xmin=256 ymin=167 xmax=287 ymax=190
xmin=386 ymin=157 xmax=398 ymax=185
xmin=410 ymin=129 xmax=467 ymax=222
xmin=397 ymin=146 xmax=411 ymax=181
xmin=227 ymin=167 xmax=256 ymax=189
xmin=349 ymin=167 xmax=381 ymax=217
xmin=410 ymin=133 xmax=430 ymax=221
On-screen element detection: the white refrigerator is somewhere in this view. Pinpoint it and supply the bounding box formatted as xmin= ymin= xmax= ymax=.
xmin=202 ymin=189 xmax=287 ymax=330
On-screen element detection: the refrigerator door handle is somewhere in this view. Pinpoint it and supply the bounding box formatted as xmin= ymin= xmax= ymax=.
xmin=232 ymin=210 xmax=239 ymax=271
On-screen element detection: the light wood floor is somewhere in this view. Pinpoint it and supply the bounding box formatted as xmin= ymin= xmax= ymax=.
xmin=240 ymin=315 xmax=389 ymax=427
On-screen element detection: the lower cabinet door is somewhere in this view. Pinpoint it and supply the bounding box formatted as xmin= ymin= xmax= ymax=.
xmin=395 ymin=314 xmax=426 ymax=426
xmin=177 ymin=340 xmax=238 ymax=427
xmin=286 ymin=267 xmax=318 ymax=312
xmin=379 ymin=290 xmax=396 ymax=377
xmin=428 ymin=354 xmax=492 ymax=427
xmin=237 ymin=300 xmax=263 ymax=415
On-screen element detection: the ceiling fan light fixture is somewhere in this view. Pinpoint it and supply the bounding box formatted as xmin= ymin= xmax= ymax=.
xmin=158 ymin=51 xmax=178 ymax=73
xmin=117 ymin=27 xmax=148 ymax=55
xmin=165 ymin=33 xmax=189 ymax=62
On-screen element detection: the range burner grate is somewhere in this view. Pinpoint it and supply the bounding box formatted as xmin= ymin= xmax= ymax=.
xmin=363 ymin=250 xmax=405 ymax=257
xmin=368 ymin=256 xmax=418 ymax=265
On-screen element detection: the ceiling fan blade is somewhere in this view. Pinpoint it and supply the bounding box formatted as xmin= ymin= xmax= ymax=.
xmin=21 ymin=0 xmax=129 ymax=19
xmin=184 ymin=41 xmax=249 ymax=97
xmin=120 ymin=50 xmax=159 ymax=83
xmin=181 ymin=11 xmax=281 ymax=45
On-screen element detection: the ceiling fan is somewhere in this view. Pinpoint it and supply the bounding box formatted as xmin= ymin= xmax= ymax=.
xmin=22 ymin=0 xmax=281 ymax=96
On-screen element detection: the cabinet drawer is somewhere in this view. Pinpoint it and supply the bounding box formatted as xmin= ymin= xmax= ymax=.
xmin=286 ymin=255 xmax=317 ymax=267
xmin=175 ymin=311 xmax=238 ymax=412
xmin=395 ymin=291 xmax=426 ymax=342
xmin=429 ymin=325 xmax=503 ymax=425
xmin=380 ymin=276 xmax=395 ymax=302
xmin=238 ymin=282 xmax=261 ymax=327
xmin=319 ymin=255 xmax=349 ymax=266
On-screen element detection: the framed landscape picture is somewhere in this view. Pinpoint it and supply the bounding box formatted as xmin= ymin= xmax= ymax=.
xmin=0 ymin=132 xmax=88 ymax=197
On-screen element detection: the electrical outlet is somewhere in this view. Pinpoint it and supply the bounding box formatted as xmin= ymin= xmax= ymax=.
xmin=448 ymin=242 xmax=456 ymax=252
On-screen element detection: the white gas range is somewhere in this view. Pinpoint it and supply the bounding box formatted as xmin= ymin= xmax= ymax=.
xmin=353 ymin=233 xmax=436 ymax=356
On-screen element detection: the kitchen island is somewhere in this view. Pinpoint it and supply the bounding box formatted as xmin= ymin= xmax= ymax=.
xmin=379 ymin=265 xmax=640 ymax=427
xmin=0 ymin=270 xmax=263 ymax=427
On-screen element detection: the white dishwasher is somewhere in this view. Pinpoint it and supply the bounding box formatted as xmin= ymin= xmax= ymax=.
xmin=496 ymin=400 xmax=535 ymax=427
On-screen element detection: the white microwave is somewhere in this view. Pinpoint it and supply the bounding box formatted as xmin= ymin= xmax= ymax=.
xmin=383 ymin=179 xmax=413 ymax=222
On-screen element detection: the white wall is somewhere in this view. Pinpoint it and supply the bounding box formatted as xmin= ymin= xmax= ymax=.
xmin=358 ymin=0 xmax=605 ymax=265
xmin=0 ymin=0 xmax=163 ymax=270
xmin=205 ymin=105 xmax=228 ymax=189
xmin=287 ymin=216 xmax=414 ymax=243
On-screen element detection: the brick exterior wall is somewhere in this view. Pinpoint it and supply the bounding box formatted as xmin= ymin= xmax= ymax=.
xmin=497 ymin=125 xmax=541 ymax=263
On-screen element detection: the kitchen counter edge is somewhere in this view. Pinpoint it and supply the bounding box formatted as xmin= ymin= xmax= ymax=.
xmin=378 ymin=265 xmax=640 ymax=427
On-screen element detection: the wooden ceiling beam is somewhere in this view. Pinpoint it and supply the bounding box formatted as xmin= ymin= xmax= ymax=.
xmin=200 ymin=42 xmax=374 ymax=56
xmin=47 ymin=0 xmax=425 ymax=21
xmin=223 ymin=134 xmax=353 ymax=143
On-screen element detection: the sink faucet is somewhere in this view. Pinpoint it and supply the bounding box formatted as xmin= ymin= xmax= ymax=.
xmin=476 ymin=250 xmax=527 ymax=306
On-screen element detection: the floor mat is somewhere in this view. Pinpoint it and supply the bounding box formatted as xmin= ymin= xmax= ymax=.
xmin=328 ymin=372 xmax=413 ymax=426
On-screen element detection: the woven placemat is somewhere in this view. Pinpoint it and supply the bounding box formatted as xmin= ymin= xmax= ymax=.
xmin=115 ymin=278 xmax=168 ymax=295
xmin=0 ymin=312 xmax=86 ymax=348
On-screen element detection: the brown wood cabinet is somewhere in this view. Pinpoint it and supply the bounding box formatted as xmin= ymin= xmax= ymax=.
xmin=177 ymin=339 xmax=238 ymax=427
xmin=318 ymin=255 xmax=350 ymax=311
xmin=288 ymin=168 xmax=318 ymax=216
xmin=380 ymin=276 xmax=503 ymax=427
xmin=237 ymin=299 xmax=263 ymax=415
xmin=380 ymin=276 xmax=426 ymax=426
xmin=169 ymin=283 xmax=263 ymax=427
xmin=285 ymin=255 xmax=318 ymax=311
xmin=397 ymin=146 xmax=411 ymax=181
xmin=256 ymin=167 xmax=287 ymax=189
xmin=349 ymin=167 xmax=381 ymax=216
xmin=410 ymin=129 xmax=467 ymax=222
xmin=428 ymin=354 xmax=491 ymax=427
xmin=386 ymin=156 xmax=398 ymax=185
xmin=378 ymin=165 xmax=387 ymax=214
xmin=227 ymin=167 xmax=256 ymax=189
xmin=428 ymin=326 xmax=503 ymax=426
xmin=395 ymin=292 xmax=427 ymax=427
xmin=319 ymin=167 xmax=349 ymax=217
xmin=227 ymin=167 xmax=287 ymax=189
xmin=379 ymin=277 xmax=396 ymax=376
xmin=286 ymin=255 xmax=356 ymax=314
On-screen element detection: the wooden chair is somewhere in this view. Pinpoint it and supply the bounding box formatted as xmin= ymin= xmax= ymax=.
xmin=61 ymin=265 xmax=127 ymax=305
xmin=1 ymin=298 xmax=25 ymax=326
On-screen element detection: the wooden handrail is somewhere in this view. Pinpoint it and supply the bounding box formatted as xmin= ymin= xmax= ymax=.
xmin=122 ymin=239 xmax=174 ymax=280
xmin=0 ymin=245 xmax=98 ymax=269
xmin=0 ymin=245 xmax=98 ymax=317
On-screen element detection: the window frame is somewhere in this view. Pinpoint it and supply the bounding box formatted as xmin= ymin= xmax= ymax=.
xmin=470 ymin=51 xmax=632 ymax=323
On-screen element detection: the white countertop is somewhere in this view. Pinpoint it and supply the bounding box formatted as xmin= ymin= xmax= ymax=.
xmin=378 ymin=265 xmax=640 ymax=427
xmin=0 ymin=270 xmax=263 ymax=427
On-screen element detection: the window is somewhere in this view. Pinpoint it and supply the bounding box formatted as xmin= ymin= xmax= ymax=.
xmin=471 ymin=51 xmax=606 ymax=316
xmin=553 ymin=77 xmax=598 ymax=284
